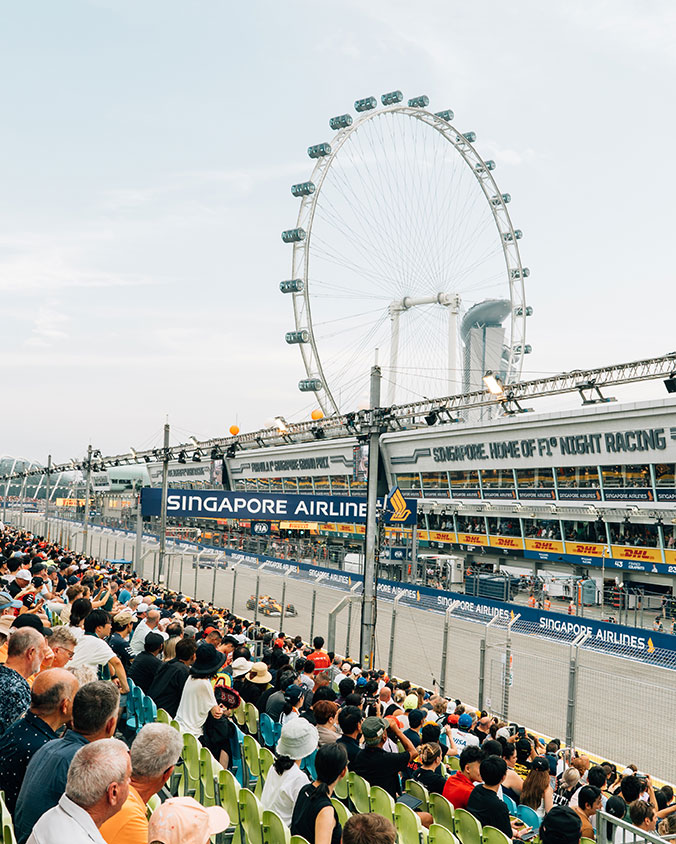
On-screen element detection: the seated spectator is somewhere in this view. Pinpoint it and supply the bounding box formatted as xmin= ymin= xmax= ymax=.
xmin=238 ymin=662 xmax=272 ymax=708
xmin=413 ymin=743 xmax=447 ymax=794
xmin=107 ymin=612 xmax=135 ymax=673
xmin=336 ymin=705 xmax=363 ymax=767
xmin=570 ymin=766 xmax=607 ymax=808
xmin=260 ymin=718 xmax=318 ymax=826
xmin=540 ymin=806 xmax=583 ymax=844
xmin=25 ymin=738 xmax=131 ymax=844
xmin=352 ymin=715 xmax=417 ymax=800
xmin=503 ymin=740 xmax=525 ymax=800
xmin=313 ymin=700 xmax=340 ymax=747
xmin=129 ymin=632 xmax=164 ymax=694
xmin=280 ymin=684 xmax=305 ymax=726
xmin=129 ymin=607 xmax=161 ymax=656
xmin=442 ymin=745 xmax=483 ymax=809
xmin=67 ymin=609 xmax=129 ymax=693
xmin=571 ymin=785 xmax=603 ymax=840
xmin=290 ymin=742 xmax=348 ymax=844
xmin=0 ymin=628 xmax=48 ymax=734
xmin=147 ymin=796 xmax=229 ymax=844
xmin=264 ymin=669 xmax=298 ymax=721
xmin=515 ymin=736 xmax=536 ymax=778
xmin=299 ymin=659 xmax=316 ymax=693
xmin=147 ymin=637 xmax=197 ymax=717
xmin=175 ymin=643 xmax=233 ymax=769
xmin=452 ymin=712 xmax=479 ymax=751
xmin=342 ymin=812 xmax=396 ymax=844
xmin=467 ymin=755 xmax=529 ymax=840
xmin=100 ymin=723 xmax=183 ymax=844
xmin=629 ymin=799 xmax=658 ymax=835
xmin=403 ymin=708 xmax=425 ymax=748
xmin=336 ymin=677 xmax=355 ymax=705
xmin=521 ymin=757 xmax=554 ymax=819
xmin=46 ymin=627 xmax=78 ymax=669
xmin=14 ymin=680 xmax=120 ymax=844
xmin=0 ymin=668 xmax=78 ymax=813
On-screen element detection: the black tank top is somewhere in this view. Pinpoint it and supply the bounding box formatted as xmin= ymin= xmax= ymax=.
xmin=290 ymin=783 xmax=341 ymax=844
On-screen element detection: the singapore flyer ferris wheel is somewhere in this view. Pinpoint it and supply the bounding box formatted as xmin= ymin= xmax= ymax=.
xmin=280 ymin=90 xmax=531 ymax=416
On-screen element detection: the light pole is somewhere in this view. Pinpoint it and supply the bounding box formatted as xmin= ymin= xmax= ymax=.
xmin=43 ymin=455 xmax=52 ymax=538
xmin=158 ymin=423 xmax=170 ymax=581
xmin=82 ymin=445 xmax=93 ymax=556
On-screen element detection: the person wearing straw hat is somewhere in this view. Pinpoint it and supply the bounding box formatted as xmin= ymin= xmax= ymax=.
xmin=147 ymin=796 xmax=229 ymax=844
xmin=239 ymin=661 xmax=272 ymax=708
xmin=260 ymin=718 xmax=319 ymax=826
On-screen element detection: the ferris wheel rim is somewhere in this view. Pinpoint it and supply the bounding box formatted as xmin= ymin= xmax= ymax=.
xmin=288 ymin=102 xmax=528 ymax=416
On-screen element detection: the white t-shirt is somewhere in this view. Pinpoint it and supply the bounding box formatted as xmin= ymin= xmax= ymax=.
xmin=68 ymin=634 xmax=114 ymax=669
xmin=452 ymin=729 xmax=480 ymax=751
xmin=176 ymin=677 xmax=217 ymax=738
xmin=260 ymin=764 xmax=309 ymax=826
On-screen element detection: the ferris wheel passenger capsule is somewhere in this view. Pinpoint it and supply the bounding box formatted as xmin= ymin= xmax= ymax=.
xmin=475 ymin=159 xmax=496 ymax=172
xmin=408 ymin=95 xmax=430 ymax=108
xmin=462 ymin=131 xmax=477 ymax=142
xmin=503 ymin=229 xmax=523 ymax=242
xmin=491 ymin=193 xmax=511 ymax=206
xmin=291 ymin=182 xmax=315 ymax=197
xmin=298 ymin=378 xmax=323 ymax=392
xmin=513 ymin=344 xmax=532 ymax=354
xmin=381 ymin=91 xmax=403 ymax=106
xmin=308 ymin=143 xmax=331 ymax=159
xmin=510 ymin=267 xmax=530 ymax=279
xmin=434 ymin=110 xmax=454 ymax=121
xmin=514 ymin=306 xmax=533 ymax=316
xmin=354 ymin=97 xmax=377 ymax=112
xmin=281 ymin=228 xmax=306 ymax=243
xmin=280 ymin=279 xmax=305 ymax=293
xmin=285 ymin=330 xmax=310 ymax=344
xmin=329 ymin=114 xmax=353 ymax=130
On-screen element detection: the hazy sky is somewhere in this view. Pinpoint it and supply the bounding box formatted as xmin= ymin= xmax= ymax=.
xmin=1 ymin=0 xmax=675 ymax=463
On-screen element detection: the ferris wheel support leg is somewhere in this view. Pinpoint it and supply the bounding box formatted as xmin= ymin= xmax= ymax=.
xmin=448 ymin=295 xmax=461 ymax=396
xmin=388 ymin=307 xmax=401 ymax=406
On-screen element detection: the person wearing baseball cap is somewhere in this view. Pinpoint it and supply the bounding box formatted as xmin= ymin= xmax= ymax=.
xmin=351 ymin=715 xmax=419 ymax=800
xmin=147 ymin=796 xmax=229 ymax=844
xmin=452 ymin=711 xmax=480 ymax=752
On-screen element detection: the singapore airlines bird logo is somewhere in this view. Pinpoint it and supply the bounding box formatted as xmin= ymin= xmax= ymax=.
xmin=386 ymin=486 xmax=411 ymax=523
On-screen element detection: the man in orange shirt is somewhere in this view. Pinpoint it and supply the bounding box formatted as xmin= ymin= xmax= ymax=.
xmin=100 ymin=722 xmax=182 ymax=844
xmin=306 ymin=636 xmax=331 ymax=674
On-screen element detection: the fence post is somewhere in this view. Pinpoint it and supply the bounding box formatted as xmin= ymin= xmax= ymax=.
xmin=502 ymin=613 xmax=520 ymax=720
xmin=211 ymin=556 xmax=219 ymax=604
xmin=327 ymin=595 xmax=351 ymax=654
xmin=439 ymin=601 xmax=460 ymax=697
xmin=253 ymin=563 xmax=267 ymax=626
xmin=193 ymin=553 xmax=200 ymax=598
xmin=310 ymin=573 xmax=327 ymax=643
xmin=178 ymin=554 xmax=184 ymax=594
xmin=279 ymin=571 xmax=290 ymax=633
xmin=566 ymin=631 xmax=589 ymax=750
xmin=388 ymin=593 xmax=403 ymax=676
xmin=230 ymin=564 xmax=239 ymax=613
xmin=478 ymin=616 xmax=500 ymax=711
xmin=345 ymin=582 xmax=361 ymax=657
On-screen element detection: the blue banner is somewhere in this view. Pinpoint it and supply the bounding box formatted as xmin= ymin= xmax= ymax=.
xmin=141 ymin=487 xmax=418 ymax=526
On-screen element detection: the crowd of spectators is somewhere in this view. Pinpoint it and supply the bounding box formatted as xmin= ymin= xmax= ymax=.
xmin=0 ymin=520 xmax=673 ymax=844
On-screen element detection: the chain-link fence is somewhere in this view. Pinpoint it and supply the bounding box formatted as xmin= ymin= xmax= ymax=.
xmin=15 ymin=512 xmax=676 ymax=783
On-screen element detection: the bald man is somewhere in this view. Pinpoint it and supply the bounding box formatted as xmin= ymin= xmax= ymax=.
xmin=0 ymin=667 xmax=78 ymax=812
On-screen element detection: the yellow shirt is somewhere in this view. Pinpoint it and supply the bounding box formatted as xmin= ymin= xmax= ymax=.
xmin=100 ymin=785 xmax=147 ymax=844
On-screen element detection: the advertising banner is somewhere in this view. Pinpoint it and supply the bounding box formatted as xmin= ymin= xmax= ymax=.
xmin=489 ymin=535 xmax=524 ymax=550
xmin=147 ymin=461 xmax=213 ymax=486
xmin=141 ymin=487 xmax=418 ymax=526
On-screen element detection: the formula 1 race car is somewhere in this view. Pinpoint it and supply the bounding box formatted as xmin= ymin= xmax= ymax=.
xmin=245 ymin=594 xmax=297 ymax=617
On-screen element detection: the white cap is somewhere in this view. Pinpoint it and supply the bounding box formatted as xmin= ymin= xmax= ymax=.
xmin=136 ymin=602 xmax=149 ymax=613
xmin=351 ymin=666 xmax=362 ymax=676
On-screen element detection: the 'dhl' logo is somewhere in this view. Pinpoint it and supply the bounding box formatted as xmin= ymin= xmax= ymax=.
xmin=386 ymin=487 xmax=411 ymax=523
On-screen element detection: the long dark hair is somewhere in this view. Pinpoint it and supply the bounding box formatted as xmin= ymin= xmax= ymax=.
xmin=313 ymin=743 xmax=348 ymax=796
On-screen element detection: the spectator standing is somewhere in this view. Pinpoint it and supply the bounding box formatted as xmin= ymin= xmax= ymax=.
xmin=0 ymin=668 xmax=78 ymax=813
xmin=128 ymin=632 xmax=164 ymax=694
xmin=0 ymin=628 xmax=47 ymax=734
xmin=352 ymin=716 xmax=417 ymax=799
xmin=442 ymin=745 xmax=483 ymax=809
xmin=336 ymin=706 xmax=363 ymax=767
xmin=26 ymin=738 xmax=131 ymax=844
xmin=306 ymin=637 xmax=331 ymax=674
xmin=147 ymin=637 xmax=197 ymax=717
xmin=14 ymin=681 xmax=120 ymax=844
xmin=290 ymin=743 xmax=348 ymax=844
xmin=99 ymin=723 xmax=182 ymax=844
xmin=260 ymin=718 xmax=318 ymax=826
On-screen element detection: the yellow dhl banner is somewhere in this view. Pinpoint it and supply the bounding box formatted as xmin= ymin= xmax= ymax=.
xmin=489 ymin=535 xmax=524 ymax=550
xmin=565 ymin=541 xmax=608 ymax=557
xmin=611 ymin=545 xmax=662 ymax=564
xmin=427 ymin=530 xmax=458 ymax=544
xmin=56 ymin=498 xmax=87 ymax=507
xmin=457 ymin=532 xmax=489 ymax=547
xmin=525 ymin=538 xmax=565 ymax=554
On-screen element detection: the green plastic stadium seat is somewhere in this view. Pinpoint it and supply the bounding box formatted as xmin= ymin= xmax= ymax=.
xmin=482 ymin=826 xmax=512 ymax=844
xmin=430 ymin=824 xmax=460 ymax=844
xmin=218 ymin=768 xmax=242 ymax=844
xmin=245 ymin=702 xmax=260 ymax=740
xmin=156 ymin=708 xmax=171 ymax=725
xmin=369 ymin=785 xmax=396 ymax=822
xmin=347 ymin=771 xmax=370 ymax=814
xmin=395 ymin=801 xmax=427 ymax=844
xmin=238 ymin=787 xmax=263 ymax=844
xmin=242 ymin=734 xmax=262 ymax=792
xmin=406 ymin=778 xmax=430 ymax=812
xmin=330 ymin=797 xmax=352 ymax=828
xmin=429 ymin=792 xmax=455 ymax=830
xmin=262 ymin=809 xmax=290 ymax=844
xmin=290 ymin=837 xmax=312 ymax=844
xmin=454 ymin=808 xmax=482 ymax=844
